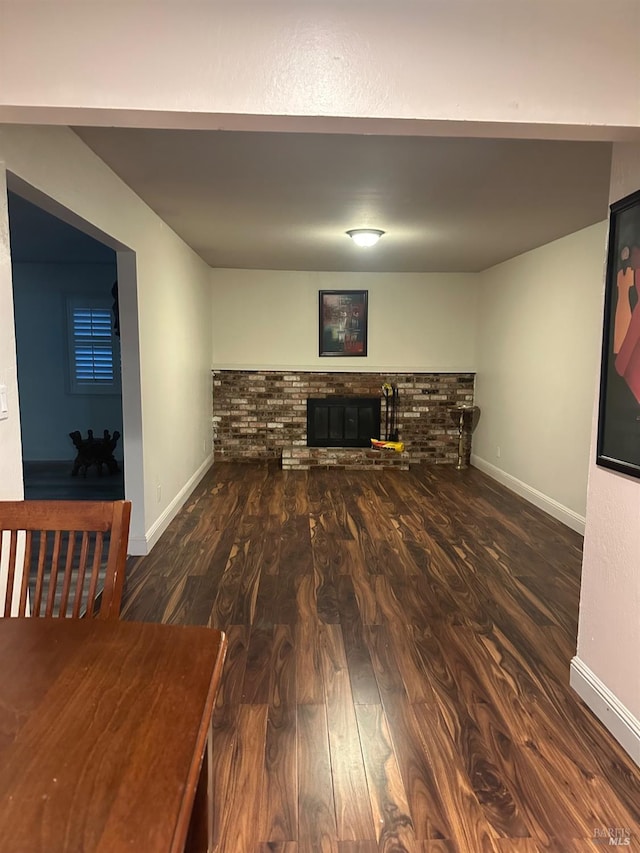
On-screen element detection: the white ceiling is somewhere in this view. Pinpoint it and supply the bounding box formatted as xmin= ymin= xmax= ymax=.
xmin=73 ymin=128 xmax=612 ymax=273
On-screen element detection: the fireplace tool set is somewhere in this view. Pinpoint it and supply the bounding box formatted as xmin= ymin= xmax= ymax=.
xmin=371 ymin=383 xmax=405 ymax=452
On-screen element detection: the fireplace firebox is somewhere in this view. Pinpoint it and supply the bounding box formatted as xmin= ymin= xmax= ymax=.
xmin=307 ymin=397 xmax=381 ymax=448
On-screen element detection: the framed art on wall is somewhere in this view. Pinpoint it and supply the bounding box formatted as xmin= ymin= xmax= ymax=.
xmin=319 ymin=290 xmax=368 ymax=357
xmin=597 ymin=187 xmax=640 ymax=478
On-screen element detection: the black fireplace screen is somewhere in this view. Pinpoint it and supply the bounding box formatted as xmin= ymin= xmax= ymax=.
xmin=307 ymin=397 xmax=381 ymax=448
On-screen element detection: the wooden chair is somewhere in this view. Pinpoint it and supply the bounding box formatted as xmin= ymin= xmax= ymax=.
xmin=0 ymin=500 xmax=131 ymax=619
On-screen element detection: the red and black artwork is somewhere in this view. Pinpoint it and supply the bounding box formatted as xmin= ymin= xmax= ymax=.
xmin=597 ymin=188 xmax=640 ymax=477
xmin=319 ymin=290 xmax=368 ymax=357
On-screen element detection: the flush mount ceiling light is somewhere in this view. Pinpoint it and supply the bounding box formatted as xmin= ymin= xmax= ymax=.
xmin=346 ymin=228 xmax=385 ymax=248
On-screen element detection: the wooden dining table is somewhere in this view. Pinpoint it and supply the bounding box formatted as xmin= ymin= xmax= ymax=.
xmin=0 ymin=618 xmax=227 ymax=853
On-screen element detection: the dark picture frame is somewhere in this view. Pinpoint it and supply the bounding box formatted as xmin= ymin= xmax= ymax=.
xmin=319 ymin=290 xmax=368 ymax=357
xmin=597 ymin=187 xmax=640 ymax=478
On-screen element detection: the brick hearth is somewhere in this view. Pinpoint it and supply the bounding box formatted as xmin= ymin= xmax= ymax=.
xmin=281 ymin=446 xmax=410 ymax=471
xmin=212 ymin=370 xmax=475 ymax=467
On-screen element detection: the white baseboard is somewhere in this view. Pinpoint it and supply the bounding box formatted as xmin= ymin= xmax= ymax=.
xmin=128 ymin=535 xmax=150 ymax=556
xmin=470 ymin=454 xmax=585 ymax=534
xmin=570 ymin=657 xmax=640 ymax=766
xmin=128 ymin=454 xmax=214 ymax=555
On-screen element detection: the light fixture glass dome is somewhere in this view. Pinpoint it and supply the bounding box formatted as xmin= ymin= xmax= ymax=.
xmin=346 ymin=228 xmax=385 ymax=248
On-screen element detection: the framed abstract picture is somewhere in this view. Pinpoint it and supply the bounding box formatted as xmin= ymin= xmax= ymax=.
xmin=319 ymin=290 xmax=368 ymax=357
xmin=597 ymin=187 xmax=640 ymax=478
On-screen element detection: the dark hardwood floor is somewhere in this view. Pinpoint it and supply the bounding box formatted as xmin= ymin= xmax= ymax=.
xmin=23 ymin=461 xmax=124 ymax=501
xmin=122 ymin=462 xmax=640 ymax=852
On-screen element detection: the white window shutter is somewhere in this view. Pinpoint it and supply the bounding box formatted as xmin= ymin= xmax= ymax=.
xmin=67 ymin=300 xmax=120 ymax=394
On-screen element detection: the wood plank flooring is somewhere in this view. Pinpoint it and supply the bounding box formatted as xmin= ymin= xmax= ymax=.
xmin=22 ymin=460 xmax=124 ymax=501
xmin=121 ymin=462 xmax=640 ymax=852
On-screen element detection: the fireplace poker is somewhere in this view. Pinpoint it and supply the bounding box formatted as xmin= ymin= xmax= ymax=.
xmin=389 ymin=384 xmax=399 ymax=442
xmin=382 ymin=383 xmax=392 ymax=440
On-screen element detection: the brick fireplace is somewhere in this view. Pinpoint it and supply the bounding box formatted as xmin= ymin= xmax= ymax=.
xmin=212 ymin=370 xmax=475 ymax=469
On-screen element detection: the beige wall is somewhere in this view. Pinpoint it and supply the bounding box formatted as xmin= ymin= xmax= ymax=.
xmin=0 ymin=1 xmax=639 ymax=137
xmin=574 ymin=143 xmax=640 ymax=742
xmin=473 ymin=223 xmax=608 ymax=530
xmin=0 ymin=125 xmax=213 ymax=553
xmin=0 ymin=169 xmax=22 ymax=501
xmin=0 ymin=169 xmax=24 ymax=613
xmin=211 ymin=269 xmax=478 ymax=372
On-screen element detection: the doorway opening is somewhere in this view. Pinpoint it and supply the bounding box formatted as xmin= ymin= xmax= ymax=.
xmin=9 ymin=191 xmax=124 ymax=500
xmin=6 ymin=175 xmax=145 ymax=550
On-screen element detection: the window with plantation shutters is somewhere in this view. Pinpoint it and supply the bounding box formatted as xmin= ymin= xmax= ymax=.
xmin=67 ymin=298 xmax=120 ymax=394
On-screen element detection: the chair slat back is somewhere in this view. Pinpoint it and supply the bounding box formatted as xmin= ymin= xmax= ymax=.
xmin=0 ymin=500 xmax=131 ymax=619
